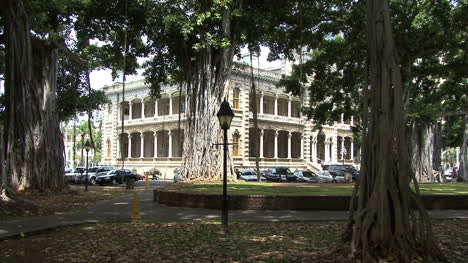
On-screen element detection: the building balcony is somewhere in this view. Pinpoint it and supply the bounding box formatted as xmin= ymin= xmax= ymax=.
xmin=116 ymin=114 xmax=188 ymax=128
xmin=248 ymin=112 xmax=303 ymax=124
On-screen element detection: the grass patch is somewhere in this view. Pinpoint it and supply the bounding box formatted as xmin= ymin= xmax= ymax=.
xmin=1 ymin=220 xmax=466 ymax=263
xmin=164 ymin=182 xmax=468 ymax=196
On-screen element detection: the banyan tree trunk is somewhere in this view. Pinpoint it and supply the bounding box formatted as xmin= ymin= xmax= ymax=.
xmin=0 ymin=127 xmax=8 ymax=201
xmin=460 ymin=115 xmax=468 ymax=181
xmin=182 ymin=10 xmax=235 ymax=181
xmin=344 ymin=0 xmax=445 ymax=261
xmin=3 ymin=0 xmax=65 ymax=192
xmin=410 ymin=120 xmax=436 ymax=183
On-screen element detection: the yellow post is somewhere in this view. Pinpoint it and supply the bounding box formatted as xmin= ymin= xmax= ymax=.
xmin=145 ymin=173 xmax=149 ymax=187
xmin=131 ymin=191 xmax=141 ymax=220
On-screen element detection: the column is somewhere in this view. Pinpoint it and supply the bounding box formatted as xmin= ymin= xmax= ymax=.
xmin=168 ymin=131 xmax=173 ymax=158
xmin=153 ymin=131 xmax=158 ymax=158
xmin=274 ymin=95 xmax=278 ymax=116
xmin=313 ymin=139 xmax=317 ymax=162
xmin=274 ymin=131 xmax=278 ymax=158
xmin=154 ymin=100 xmax=159 ymax=117
xmin=259 ymin=129 xmax=264 ymax=158
xmin=184 ymin=95 xmax=188 ymax=114
xmin=324 ymin=140 xmax=329 ymax=163
xmin=140 ymin=132 xmax=144 ymax=158
xmin=117 ymin=103 xmax=120 ymax=121
xmin=128 ymin=134 xmax=132 ymax=158
xmin=351 ymin=116 xmax=354 ymax=126
xmin=169 ymin=95 xmax=173 ymax=115
xmin=142 ymin=101 xmax=145 ymax=119
xmin=341 ymin=137 xmax=345 ymax=160
xmin=259 ymin=92 xmax=264 ymax=115
xmin=351 ymin=140 xmax=354 ymax=162
xmin=341 ymin=113 xmax=344 ymax=124
xmin=287 ymin=96 xmax=291 ymax=118
xmin=300 ymin=135 xmax=304 ymax=159
xmin=287 ymin=132 xmax=292 ymax=159
xmin=331 ymin=137 xmax=337 ymax=163
xmin=116 ymin=136 xmax=120 ymax=159
xmin=129 ymin=102 xmax=133 ymax=120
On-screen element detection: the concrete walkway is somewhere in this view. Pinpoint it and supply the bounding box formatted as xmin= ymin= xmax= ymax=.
xmin=1 ymin=188 xmax=468 ymax=240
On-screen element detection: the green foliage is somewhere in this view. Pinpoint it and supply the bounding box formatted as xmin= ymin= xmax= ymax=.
xmin=273 ymin=0 xmax=466 ymax=146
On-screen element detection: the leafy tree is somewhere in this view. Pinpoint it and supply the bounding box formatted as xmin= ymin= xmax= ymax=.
xmin=343 ymin=0 xmax=446 ymax=260
xmin=141 ymin=0 xmax=295 ymax=180
xmin=261 ymin=0 xmax=464 ymax=260
xmin=0 ymin=0 xmax=146 ymax=194
xmin=277 ymin=0 xmax=466 ymax=182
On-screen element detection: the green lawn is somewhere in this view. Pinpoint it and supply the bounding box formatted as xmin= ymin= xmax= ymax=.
xmin=165 ymin=182 xmax=468 ymax=196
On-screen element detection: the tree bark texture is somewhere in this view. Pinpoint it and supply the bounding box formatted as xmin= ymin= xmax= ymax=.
xmin=3 ymin=0 xmax=65 ymax=191
xmin=410 ymin=121 xmax=438 ymax=182
xmin=0 ymin=127 xmax=8 ymax=201
xmin=181 ymin=10 xmax=235 ymax=181
xmin=345 ymin=0 xmax=445 ymax=261
xmin=460 ymin=115 xmax=468 ymax=181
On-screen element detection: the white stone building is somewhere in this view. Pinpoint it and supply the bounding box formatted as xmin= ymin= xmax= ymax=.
xmin=100 ymin=63 xmax=359 ymax=177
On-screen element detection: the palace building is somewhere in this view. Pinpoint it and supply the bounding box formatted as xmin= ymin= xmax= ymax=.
xmin=100 ymin=63 xmax=359 ymax=177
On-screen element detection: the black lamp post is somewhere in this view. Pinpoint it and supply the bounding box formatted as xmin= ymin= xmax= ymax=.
xmin=217 ymin=98 xmax=234 ymax=233
xmin=84 ymin=140 xmax=92 ymax=192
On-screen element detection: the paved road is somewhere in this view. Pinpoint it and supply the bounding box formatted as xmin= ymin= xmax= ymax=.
xmin=1 ymin=187 xmax=468 ymax=240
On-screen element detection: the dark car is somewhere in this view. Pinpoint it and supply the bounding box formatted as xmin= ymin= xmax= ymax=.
xmin=262 ymin=167 xmax=296 ymax=182
xmin=322 ymin=164 xmax=359 ymax=182
xmin=96 ymin=169 xmax=137 ymax=185
xmin=293 ymin=170 xmax=319 ymax=183
xmin=79 ymin=166 xmax=114 ymax=185
xmin=65 ymin=167 xmax=86 ymax=184
xmin=238 ymin=170 xmax=266 ymax=181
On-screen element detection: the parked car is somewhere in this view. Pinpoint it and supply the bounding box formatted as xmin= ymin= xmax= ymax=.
xmin=322 ymin=164 xmax=358 ymax=182
xmin=96 ymin=169 xmax=137 ymax=185
xmin=262 ymin=167 xmax=296 ymax=182
xmin=238 ymin=170 xmax=266 ymax=182
xmin=135 ymin=173 xmax=144 ymax=181
xmin=64 ymin=167 xmax=86 ymax=184
xmin=293 ymin=170 xmax=320 ymax=183
xmin=79 ymin=166 xmax=114 ymax=185
xmin=96 ymin=166 xmax=115 ymax=177
xmin=316 ymin=170 xmax=334 ymax=183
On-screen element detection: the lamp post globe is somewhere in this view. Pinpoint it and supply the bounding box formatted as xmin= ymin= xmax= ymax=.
xmin=217 ymin=99 xmax=234 ymax=130
xmin=84 ymin=140 xmax=92 ymax=192
xmin=217 ymin=98 xmax=234 ymax=233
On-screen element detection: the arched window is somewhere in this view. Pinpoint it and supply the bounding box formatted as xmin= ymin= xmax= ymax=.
xmin=106 ymin=139 xmax=111 ymax=157
xmin=233 ymin=133 xmax=240 ymax=156
xmin=233 ymin=88 xmax=240 ymax=109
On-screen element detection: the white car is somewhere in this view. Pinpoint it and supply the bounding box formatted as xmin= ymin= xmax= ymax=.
xmin=316 ymin=171 xmax=333 ymax=183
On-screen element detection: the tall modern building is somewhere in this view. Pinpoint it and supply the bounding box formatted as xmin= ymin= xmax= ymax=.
xmin=100 ymin=63 xmax=359 ymax=177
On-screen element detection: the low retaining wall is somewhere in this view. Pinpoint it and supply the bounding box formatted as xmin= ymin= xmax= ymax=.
xmin=154 ymin=190 xmax=468 ymax=210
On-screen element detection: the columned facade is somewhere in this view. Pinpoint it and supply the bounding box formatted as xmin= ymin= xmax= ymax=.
xmin=101 ymin=64 xmax=358 ymax=177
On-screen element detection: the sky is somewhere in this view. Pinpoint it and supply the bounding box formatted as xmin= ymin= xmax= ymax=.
xmin=0 ymin=47 xmax=282 ymax=92
xmin=89 ymin=46 xmax=282 ymax=90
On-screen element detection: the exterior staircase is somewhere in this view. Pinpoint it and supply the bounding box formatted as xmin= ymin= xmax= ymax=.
xmin=305 ymin=161 xmax=322 ymax=172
